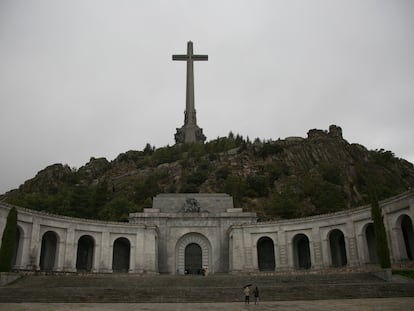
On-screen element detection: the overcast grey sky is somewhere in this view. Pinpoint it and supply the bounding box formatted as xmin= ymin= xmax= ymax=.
xmin=0 ymin=0 xmax=413 ymax=194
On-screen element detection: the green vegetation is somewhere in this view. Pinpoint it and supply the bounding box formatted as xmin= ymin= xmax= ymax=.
xmin=0 ymin=207 xmax=17 ymax=272
xmin=370 ymin=189 xmax=391 ymax=269
xmin=2 ymin=130 xmax=414 ymax=222
xmin=392 ymin=269 xmax=414 ymax=279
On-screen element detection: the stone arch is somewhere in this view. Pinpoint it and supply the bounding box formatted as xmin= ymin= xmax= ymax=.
xmin=76 ymin=235 xmax=95 ymax=272
xmin=364 ymin=223 xmax=378 ymax=264
xmin=397 ymin=214 xmax=414 ymax=260
xmin=328 ymin=229 xmax=347 ymax=267
xmin=12 ymin=225 xmax=24 ymax=268
xmin=39 ymin=231 xmax=58 ymax=271
xmin=257 ymin=236 xmax=276 ymax=271
xmin=112 ymin=237 xmax=131 ymax=272
xmin=292 ymin=233 xmax=311 ymax=269
xmin=176 ymin=233 xmax=211 ymax=275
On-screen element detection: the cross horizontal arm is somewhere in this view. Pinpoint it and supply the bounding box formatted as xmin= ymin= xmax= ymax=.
xmin=172 ymin=55 xmax=188 ymax=61
xmin=192 ymin=55 xmax=208 ymax=61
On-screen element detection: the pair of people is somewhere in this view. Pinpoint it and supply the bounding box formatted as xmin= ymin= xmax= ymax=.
xmin=244 ymin=286 xmax=259 ymax=305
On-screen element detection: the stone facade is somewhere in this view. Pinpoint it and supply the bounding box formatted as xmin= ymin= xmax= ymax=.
xmin=0 ymin=191 xmax=413 ymax=274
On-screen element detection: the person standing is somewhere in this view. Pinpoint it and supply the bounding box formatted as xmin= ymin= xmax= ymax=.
xmin=243 ymin=286 xmax=250 ymax=304
xmin=253 ymin=286 xmax=259 ymax=305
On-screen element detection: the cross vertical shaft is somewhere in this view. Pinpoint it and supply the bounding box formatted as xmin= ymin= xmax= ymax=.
xmin=173 ymin=41 xmax=208 ymax=144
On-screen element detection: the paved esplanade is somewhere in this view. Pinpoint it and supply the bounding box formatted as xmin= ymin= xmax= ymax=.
xmin=173 ymin=41 xmax=207 ymax=144
xmin=1 ymin=298 xmax=413 ymax=311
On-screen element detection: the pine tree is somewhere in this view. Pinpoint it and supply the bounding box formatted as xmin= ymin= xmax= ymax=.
xmin=0 ymin=207 xmax=18 ymax=272
xmin=370 ymin=190 xmax=391 ymax=269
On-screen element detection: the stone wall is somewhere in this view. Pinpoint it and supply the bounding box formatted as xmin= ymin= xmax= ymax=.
xmin=229 ymin=190 xmax=414 ymax=272
xmin=0 ymin=205 xmax=158 ymax=273
xmin=0 ymin=190 xmax=413 ymax=275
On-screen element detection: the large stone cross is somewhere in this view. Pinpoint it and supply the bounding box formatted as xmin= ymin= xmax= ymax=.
xmin=173 ymin=41 xmax=207 ymax=144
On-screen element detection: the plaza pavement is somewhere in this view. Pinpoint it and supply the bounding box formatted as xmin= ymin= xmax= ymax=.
xmin=1 ymin=298 xmax=414 ymax=311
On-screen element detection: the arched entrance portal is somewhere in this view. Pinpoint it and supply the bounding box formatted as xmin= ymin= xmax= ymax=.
xmin=329 ymin=229 xmax=347 ymax=267
xmin=400 ymin=215 xmax=414 ymax=260
xmin=257 ymin=237 xmax=275 ymax=271
xmin=365 ymin=223 xmax=378 ymax=264
xmin=39 ymin=231 xmax=58 ymax=271
xmin=112 ymin=237 xmax=131 ymax=272
xmin=293 ymin=234 xmax=311 ymax=269
xmin=185 ymin=243 xmax=202 ymax=274
xmin=176 ymin=233 xmax=211 ymax=275
xmin=76 ymin=235 xmax=94 ymax=272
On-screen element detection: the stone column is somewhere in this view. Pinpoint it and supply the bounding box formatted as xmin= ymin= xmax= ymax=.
xmin=143 ymin=229 xmax=158 ymax=273
xmin=229 ymin=227 xmax=244 ymax=272
xmin=100 ymin=231 xmax=111 ymax=272
xmin=63 ymin=228 xmax=76 ymax=272
xmin=20 ymin=227 xmax=31 ymax=269
xmin=311 ymin=228 xmax=322 ymax=269
xmin=55 ymin=238 xmax=65 ymax=271
xmin=276 ymin=231 xmax=289 ymax=270
xmin=242 ymin=230 xmax=254 ymax=271
xmin=345 ymin=220 xmax=360 ymax=266
xmin=135 ymin=229 xmax=144 ymax=273
xmin=28 ymin=220 xmax=40 ymax=270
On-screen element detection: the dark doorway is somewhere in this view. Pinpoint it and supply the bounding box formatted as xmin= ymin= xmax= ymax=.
xmin=365 ymin=223 xmax=378 ymax=264
xmin=185 ymin=243 xmax=202 ymax=274
xmin=401 ymin=215 xmax=414 ymax=260
xmin=76 ymin=235 xmax=94 ymax=272
xmin=257 ymin=237 xmax=276 ymax=271
xmin=329 ymin=229 xmax=347 ymax=267
xmin=39 ymin=231 xmax=58 ymax=271
xmin=112 ymin=237 xmax=131 ymax=272
xmin=293 ymin=234 xmax=311 ymax=269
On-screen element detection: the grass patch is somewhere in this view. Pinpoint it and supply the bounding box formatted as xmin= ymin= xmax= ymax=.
xmin=392 ymin=269 xmax=414 ymax=279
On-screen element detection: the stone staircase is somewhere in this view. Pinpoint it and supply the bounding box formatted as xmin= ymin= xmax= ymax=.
xmin=1 ymin=272 xmax=414 ymax=303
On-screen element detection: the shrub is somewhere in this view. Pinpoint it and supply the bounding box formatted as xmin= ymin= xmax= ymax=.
xmin=371 ymin=191 xmax=391 ymax=269
xmin=0 ymin=207 xmax=18 ymax=272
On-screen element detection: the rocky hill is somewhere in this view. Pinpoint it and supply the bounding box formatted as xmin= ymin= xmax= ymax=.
xmin=2 ymin=125 xmax=414 ymax=222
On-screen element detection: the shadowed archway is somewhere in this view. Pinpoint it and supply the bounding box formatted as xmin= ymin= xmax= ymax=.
xmin=39 ymin=231 xmax=58 ymax=271
xmin=400 ymin=215 xmax=414 ymax=260
xmin=185 ymin=243 xmax=202 ymax=274
xmin=76 ymin=235 xmax=94 ymax=272
xmin=112 ymin=237 xmax=131 ymax=272
xmin=176 ymin=233 xmax=211 ymax=275
xmin=365 ymin=223 xmax=378 ymax=264
xmin=329 ymin=229 xmax=347 ymax=267
xmin=293 ymin=234 xmax=311 ymax=269
xmin=257 ymin=236 xmax=276 ymax=271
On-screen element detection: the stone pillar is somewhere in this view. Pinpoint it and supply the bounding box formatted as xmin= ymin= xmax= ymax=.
xmin=92 ymin=234 xmax=101 ymax=273
xmin=229 ymin=227 xmax=244 ymax=272
xmin=356 ymin=223 xmax=369 ymax=264
xmin=100 ymin=231 xmax=111 ymax=272
xmin=19 ymin=227 xmax=31 ymax=269
xmin=135 ymin=229 xmax=145 ymax=273
xmin=242 ymin=230 xmax=254 ymax=271
xmin=321 ymin=236 xmax=330 ymax=268
xmin=276 ymin=231 xmax=289 ymax=270
xmin=143 ymin=229 xmax=158 ymax=273
xmin=55 ymin=238 xmax=65 ymax=271
xmin=129 ymin=238 xmax=136 ymax=273
xmin=63 ymin=228 xmax=76 ymax=272
xmin=28 ymin=220 xmax=40 ymax=270
xmin=343 ymin=222 xmax=357 ymax=266
xmin=311 ymin=228 xmax=322 ymax=269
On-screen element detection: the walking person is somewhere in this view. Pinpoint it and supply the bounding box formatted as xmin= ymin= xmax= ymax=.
xmin=243 ymin=285 xmax=250 ymax=305
xmin=253 ymin=286 xmax=259 ymax=305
